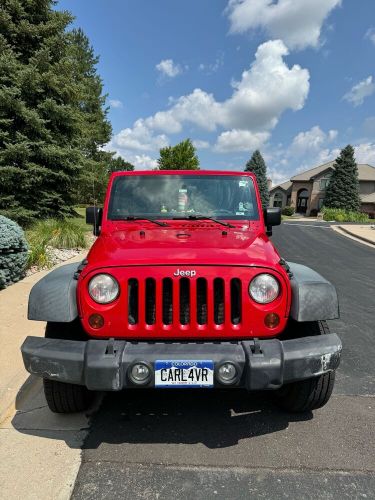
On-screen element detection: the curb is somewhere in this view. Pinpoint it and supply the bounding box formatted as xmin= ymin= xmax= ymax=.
xmin=338 ymin=226 xmax=375 ymax=247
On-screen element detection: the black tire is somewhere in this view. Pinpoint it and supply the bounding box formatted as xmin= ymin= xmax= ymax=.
xmin=43 ymin=320 xmax=93 ymax=413
xmin=280 ymin=318 xmax=330 ymax=340
xmin=275 ymin=320 xmax=336 ymax=413
xmin=43 ymin=379 xmax=93 ymax=413
xmin=45 ymin=319 xmax=88 ymax=341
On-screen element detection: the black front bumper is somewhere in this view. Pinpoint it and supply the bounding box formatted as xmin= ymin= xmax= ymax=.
xmin=21 ymin=334 xmax=342 ymax=391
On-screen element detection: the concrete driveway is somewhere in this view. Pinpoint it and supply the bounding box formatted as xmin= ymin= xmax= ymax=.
xmin=0 ymin=254 xmax=90 ymax=500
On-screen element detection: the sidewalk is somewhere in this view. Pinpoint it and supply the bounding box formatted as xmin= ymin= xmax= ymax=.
xmin=0 ymin=253 xmax=90 ymax=500
xmin=338 ymin=224 xmax=375 ymax=246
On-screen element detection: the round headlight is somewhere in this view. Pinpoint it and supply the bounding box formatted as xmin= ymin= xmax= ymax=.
xmin=249 ymin=274 xmax=280 ymax=304
xmin=88 ymin=274 xmax=119 ymax=304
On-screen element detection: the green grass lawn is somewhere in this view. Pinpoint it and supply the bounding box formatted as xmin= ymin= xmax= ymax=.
xmin=70 ymin=206 xmax=92 ymax=232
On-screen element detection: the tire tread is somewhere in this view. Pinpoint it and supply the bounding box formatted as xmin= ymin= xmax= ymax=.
xmin=43 ymin=321 xmax=92 ymax=413
xmin=276 ymin=320 xmax=336 ymax=413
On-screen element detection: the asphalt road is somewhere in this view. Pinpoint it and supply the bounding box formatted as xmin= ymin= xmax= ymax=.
xmin=72 ymin=222 xmax=375 ymax=500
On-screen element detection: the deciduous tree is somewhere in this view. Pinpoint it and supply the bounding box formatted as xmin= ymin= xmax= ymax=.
xmin=108 ymin=156 xmax=135 ymax=173
xmin=158 ymin=139 xmax=199 ymax=170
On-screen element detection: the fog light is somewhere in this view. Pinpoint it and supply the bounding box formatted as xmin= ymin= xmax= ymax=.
xmin=88 ymin=314 xmax=104 ymax=329
xmin=264 ymin=313 xmax=280 ymax=329
xmin=217 ymin=362 xmax=237 ymax=384
xmin=129 ymin=363 xmax=151 ymax=384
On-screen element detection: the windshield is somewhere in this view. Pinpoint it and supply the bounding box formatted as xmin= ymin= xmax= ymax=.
xmin=108 ymin=175 xmax=259 ymax=220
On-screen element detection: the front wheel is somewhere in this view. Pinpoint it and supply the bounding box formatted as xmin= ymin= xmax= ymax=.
xmin=275 ymin=370 xmax=335 ymax=413
xmin=275 ymin=319 xmax=336 ymax=412
xmin=43 ymin=379 xmax=93 ymax=413
xmin=43 ymin=320 xmax=93 ymax=413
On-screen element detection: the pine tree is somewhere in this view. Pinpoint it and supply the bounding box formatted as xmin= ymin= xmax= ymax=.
xmin=158 ymin=139 xmax=199 ymax=170
xmin=0 ymin=1 xmax=111 ymax=224
xmin=68 ymin=28 xmax=112 ymax=205
xmin=324 ymin=145 xmax=361 ymax=211
xmin=245 ymin=150 xmax=270 ymax=209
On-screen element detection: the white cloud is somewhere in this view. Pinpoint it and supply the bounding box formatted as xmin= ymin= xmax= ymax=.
xmin=130 ymin=154 xmax=158 ymax=170
xmin=198 ymin=52 xmax=224 ymax=74
xmin=365 ymin=28 xmax=375 ymax=46
xmin=343 ymin=76 xmax=375 ymax=107
xmin=110 ymin=120 xmax=169 ymax=152
xmin=290 ymin=126 xmax=338 ymax=156
xmin=214 ymin=129 xmax=270 ymax=152
xmin=226 ymin=0 xmax=341 ymax=50
xmin=354 ymin=143 xmax=375 ymax=165
xmin=156 ymin=59 xmax=182 ymax=78
xmin=303 ymin=143 xmax=375 ymax=169
xmin=144 ymin=41 xmax=308 ymax=133
xmin=109 ymin=40 xmax=309 ymax=155
xmin=192 ymin=139 xmax=210 ymax=149
xmin=268 ymin=169 xmax=289 ymax=185
xmin=109 ymin=99 xmax=123 ymax=109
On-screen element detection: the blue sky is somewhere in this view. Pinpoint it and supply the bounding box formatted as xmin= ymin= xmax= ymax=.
xmin=59 ymin=0 xmax=375 ymax=185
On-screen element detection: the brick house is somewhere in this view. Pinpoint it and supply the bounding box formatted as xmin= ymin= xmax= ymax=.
xmin=269 ymin=161 xmax=375 ymax=216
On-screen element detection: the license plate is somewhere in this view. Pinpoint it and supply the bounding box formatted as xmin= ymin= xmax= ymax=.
xmin=155 ymin=360 xmax=214 ymax=388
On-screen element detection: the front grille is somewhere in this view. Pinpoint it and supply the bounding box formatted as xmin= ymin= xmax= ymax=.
xmin=127 ymin=276 xmax=242 ymax=328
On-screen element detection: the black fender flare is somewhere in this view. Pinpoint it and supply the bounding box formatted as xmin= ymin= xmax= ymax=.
xmin=286 ymin=261 xmax=339 ymax=322
xmin=28 ymin=262 xmax=80 ymax=322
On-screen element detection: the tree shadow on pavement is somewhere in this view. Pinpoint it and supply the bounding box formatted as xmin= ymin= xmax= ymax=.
xmin=11 ymin=376 xmax=312 ymax=450
xmin=81 ymin=389 xmax=312 ymax=450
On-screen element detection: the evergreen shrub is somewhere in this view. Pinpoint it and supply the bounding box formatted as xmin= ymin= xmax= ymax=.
xmin=282 ymin=206 xmax=295 ymax=216
xmin=0 ymin=216 xmax=29 ymax=289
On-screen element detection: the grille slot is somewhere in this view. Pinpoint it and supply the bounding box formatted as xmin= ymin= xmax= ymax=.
xmin=128 ymin=278 xmax=138 ymax=325
xmin=128 ymin=274 xmax=243 ymax=329
xmin=162 ymin=278 xmax=173 ymax=325
xmin=145 ymin=278 xmax=156 ymax=325
xmin=196 ymin=278 xmax=207 ymax=325
xmin=213 ymin=278 xmax=225 ymax=325
xmin=179 ymin=278 xmax=190 ymax=325
xmin=231 ymin=278 xmax=242 ymax=325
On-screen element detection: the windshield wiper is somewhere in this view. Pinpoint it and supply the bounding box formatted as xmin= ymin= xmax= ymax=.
xmin=112 ymin=216 xmax=169 ymax=227
xmin=172 ymin=215 xmax=235 ymax=228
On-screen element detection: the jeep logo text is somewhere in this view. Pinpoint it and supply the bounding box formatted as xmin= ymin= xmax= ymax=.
xmin=173 ymin=269 xmax=196 ymax=277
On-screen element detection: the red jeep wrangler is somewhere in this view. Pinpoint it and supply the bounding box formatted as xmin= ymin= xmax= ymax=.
xmin=22 ymin=170 xmax=342 ymax=413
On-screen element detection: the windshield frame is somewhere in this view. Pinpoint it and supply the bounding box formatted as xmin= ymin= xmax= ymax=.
xmin=105 ymin=172 xmax=261 ymax=222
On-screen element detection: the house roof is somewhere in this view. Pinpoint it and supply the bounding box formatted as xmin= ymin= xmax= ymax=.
xmin=270 ymin=180 xmax=292 ymax=193
xmin=358 ymin=164 xmax=375 ymax=181
xmin=361 ymin=192 xmax=375 ymax=203
xmin=290 ymin=161 xmax=375 ymax=182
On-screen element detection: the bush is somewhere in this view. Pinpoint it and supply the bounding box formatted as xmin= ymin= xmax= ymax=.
xmin=322 ymin=208 xmax=369 ymax=222
xmin=27 ymin=219 xmax=88 ymax=268
xmin=282 ymin=206 xmax=295 ymax=216
xmin=0 ymin=216 xmax=29 ymax=289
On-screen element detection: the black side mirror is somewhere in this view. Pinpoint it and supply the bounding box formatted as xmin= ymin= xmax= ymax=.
xmin=264 ymin=207 xmax=281 ymax=236
xmin=86 ymin=207 xmax=103 ymax=236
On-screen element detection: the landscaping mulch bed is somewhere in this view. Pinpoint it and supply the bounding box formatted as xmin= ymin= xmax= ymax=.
xmin=25 ymin=234 xmax=95 ymax=277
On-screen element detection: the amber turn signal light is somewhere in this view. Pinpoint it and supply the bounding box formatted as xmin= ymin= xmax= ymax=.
xmin=264 ymin=313 xmax=280 ymax=329
xmin=89 ymin=314 xmax=104 ymax=329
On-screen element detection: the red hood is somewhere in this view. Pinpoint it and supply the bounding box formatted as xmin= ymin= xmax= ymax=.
xmin=84 ymin=221 xmax=282 ymax=275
